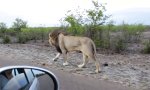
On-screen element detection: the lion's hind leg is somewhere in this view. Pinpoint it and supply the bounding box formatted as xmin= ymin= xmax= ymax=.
xmin=78 ymin=54 xmax=88 ymax=68
xmin=94 ymin=60 xmax=100 ymax=73
xmin=89 ymin=54 xmax=101 ymax=73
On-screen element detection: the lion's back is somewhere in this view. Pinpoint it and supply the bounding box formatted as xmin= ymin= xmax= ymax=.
xmin=63 ymin=36 xmax=95 ymax=50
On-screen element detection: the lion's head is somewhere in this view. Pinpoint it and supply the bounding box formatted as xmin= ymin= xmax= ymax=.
xmin=49 ymin=30 xmax=68 ymax=53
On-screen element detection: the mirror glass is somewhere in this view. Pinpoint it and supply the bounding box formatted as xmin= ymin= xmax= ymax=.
xmin=0 ymin=68 xmax=56 ymax=90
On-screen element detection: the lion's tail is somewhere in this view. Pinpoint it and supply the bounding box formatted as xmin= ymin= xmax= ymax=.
xmin=91 ymin=40 xmax=97 ymax=57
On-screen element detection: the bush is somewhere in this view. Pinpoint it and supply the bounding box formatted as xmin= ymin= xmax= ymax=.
xmin=143 ymin=40 xmax=150 ymax=54
xmin=2 ymin=35 xmax=11 ymax=44
xmin=5 ymin=29 xmax=18 ymax=36
xmin=0 ymin=22 xmax=7 ymax=33
xmin=120 ymin=24 xmax=144 ymax=43
xmin=16 ymin=27 xmax=53 ymax=43
xmin=113 ymin=38 xmax=127 ymax=53
xmin=17 ymin=33 xmax=29 ymax=44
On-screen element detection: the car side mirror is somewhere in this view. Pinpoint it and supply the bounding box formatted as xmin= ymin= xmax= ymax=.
xmin=0 ymin=66 xmax=59 ymax=90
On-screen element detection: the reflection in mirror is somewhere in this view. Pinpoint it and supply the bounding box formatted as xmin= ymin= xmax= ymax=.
xmin=0 ymin=68 xmax=56 ymax=90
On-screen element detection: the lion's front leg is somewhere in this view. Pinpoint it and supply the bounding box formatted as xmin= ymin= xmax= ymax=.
xmin=53 ymin=53 xmax=61 ymax=61
xmin=62 ymin=52 xmax=69 ymax=66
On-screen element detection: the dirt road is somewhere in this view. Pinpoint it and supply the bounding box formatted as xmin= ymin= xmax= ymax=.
xmin=1 ymin=44 xmax=149 ymax=90
xmin=0 ymin=54 xmax=135 ymax=90
xmin=0 ymin=44 xmax=137 ymax=90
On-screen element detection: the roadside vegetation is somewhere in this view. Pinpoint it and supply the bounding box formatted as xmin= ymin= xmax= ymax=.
xmin=0 ymin=0 xmax=150 ymax=54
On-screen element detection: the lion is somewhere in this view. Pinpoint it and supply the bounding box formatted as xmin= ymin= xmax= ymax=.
xmin=49 ymin=30 xmax=100 ymax=73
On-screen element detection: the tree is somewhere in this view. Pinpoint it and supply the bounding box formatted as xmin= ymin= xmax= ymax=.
xmin=0 ymin=22 xmax=7 ymax=33
xmin=12 ymin=18 xmax=27 ymax=31
xmin=86 ymin=0 xmax=110 ymax=38
xmin=62 ymin=7 xmax=84 ymax=35
xmin=86 ymin=1 xmax=109 ymax=26
xmin=62 ymin=0 xmax=110 ymax=37
xmin=64 ymin=14 xmax=83 ymax=35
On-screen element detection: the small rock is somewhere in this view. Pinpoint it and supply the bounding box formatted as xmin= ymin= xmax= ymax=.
xmin=42 ymin=63 xmax=46 ymax=66
xmin=48 ymin=62 xmax=52 ymax=65
xmin=145 ymin=68 xmax=149 ymax=70
xmin=130 ymin=66 xmax=137 ymax=70
xmin=89 ymin=71 xmax=96 ymax=74
xmin=103 ymin=62 xmax=108 ymax=67
xmin=75 ymin=68 xmax=83 ymax=71
xmin=69 ymin=69 xmax=76 ymax=73
xmin=102 ymin=75 xmax=109 ymax=80
xmin=60 ymin=68 xmax=64 ymax=70
xmin=117 ymin=62 xmax=121 ymax=65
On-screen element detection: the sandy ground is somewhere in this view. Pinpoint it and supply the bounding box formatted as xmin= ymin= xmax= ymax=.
xmin=0 ymin=43 xmax=150 ymax=90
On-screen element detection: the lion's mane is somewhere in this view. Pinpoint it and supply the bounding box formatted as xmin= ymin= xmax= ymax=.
xmin=49 ymin=30 xmax=68 ymax=53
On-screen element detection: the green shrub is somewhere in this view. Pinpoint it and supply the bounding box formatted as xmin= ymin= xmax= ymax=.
xmin=143 ymin=40 xmax=150 ymax=54
xmin=120 ymin=24 xmax=145 ymax=43
xmin=114 ymin=38 xmax=126 ymax=53
xmin=2 ymin=35 xmax=11 ymax=44
xmin=5 ymin=29 xmax=18 ymax=36
xmin=17 ymin=33 xmax=29 ymax=44
xmin=21 ymin=27 xmax=54 ymax=41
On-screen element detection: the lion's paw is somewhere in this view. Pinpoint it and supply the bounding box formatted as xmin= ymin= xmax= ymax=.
xmin=78 ymin=64 xmax=84 ymax=68
xmin=95 ymin=69 xmax=101 ymax=73
xmin=52 ymin=58 xmax=58 ymax=61
xmin=63 ymin=62 xmax=69 ymax=66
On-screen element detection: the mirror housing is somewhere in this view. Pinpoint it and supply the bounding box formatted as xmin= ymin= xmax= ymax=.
xmin=0 ymin=66 xmax=59 ymax=90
